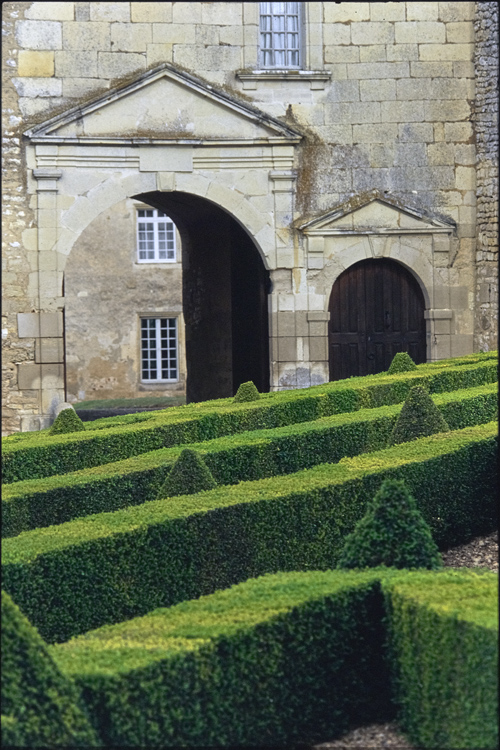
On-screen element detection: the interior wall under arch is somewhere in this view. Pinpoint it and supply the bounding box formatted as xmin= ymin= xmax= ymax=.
xmin=63 ymin=197 xmax=186 ymax=403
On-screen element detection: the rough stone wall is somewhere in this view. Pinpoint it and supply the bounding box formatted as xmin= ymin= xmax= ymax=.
xmin=473 ymin=1 xmax=498 ymax=351
xmin=2 ymin=2 xmax=39 ymax=436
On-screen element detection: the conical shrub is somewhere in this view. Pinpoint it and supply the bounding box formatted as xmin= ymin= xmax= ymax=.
xmin=387 ymin=351 xmax=417 ymax=374
xmin=50 ymin=407 xmax=85 ymax=435
xmin=234 ymin=381 xmax=260 ymax=403
xmin=337 ymin=479 xmax=443 ymax=570
xmin=389 ymin=385 xmax=449 ymax=445
xmin=1 ymin=590 xmax=99 ymax=747
xmin=157 ymin=449 xmax=217 ymax=499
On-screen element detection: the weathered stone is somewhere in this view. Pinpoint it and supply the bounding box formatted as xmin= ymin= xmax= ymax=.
xmin=395 ymin=21 xmax=446 ymax=44
xmin=131 ymin=2 xmax=172 ymax=23
xmin=17 ymin=50 xmax=55 ymax=77
xmin=55 ymin=51 xmax=98 ymax=78
xmin=97 ymin=52 xmax=146 ymax=79
xmin=12 ymin=77 xmax=62 ymax=97
xmin=25 ymin=2 xmax=75 ymax=21
xmin=16 ymin=20 xmax=62 ymax=50
xmin=111 ymin=23 xmax=152 ymax=52
xmin=324 ymin=3 xmax=370 ymax=23
xmin=90 ymin=3 xmax=130 ymax=22
xmin=62 ymin=22 xmax=110 ymax=51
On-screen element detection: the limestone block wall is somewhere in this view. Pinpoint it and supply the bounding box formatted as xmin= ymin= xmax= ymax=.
xmin=473 ymin=1 xmax=498 ymax=352
xmin=1 ymin=1 xmax=498 ymax=433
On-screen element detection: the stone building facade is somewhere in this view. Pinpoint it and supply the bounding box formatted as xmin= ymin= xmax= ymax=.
xmin=2 ymin=1 xmax=498 ymax=434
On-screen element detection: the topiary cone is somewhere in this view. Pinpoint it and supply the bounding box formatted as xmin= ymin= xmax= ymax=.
xmin=387 ymin=351 xmax=417 ymax=374
xmin=389 ymin=385 xmax=449 ymax=446
xmin=157 ymin=449 xmax=217 ymax=499
xmin=234 ymin=381 xmax=260 ymax=403
xmin=49 ymin=407 xmax=85 ymax=435
xmin=1 ymin=590 xmax=99 ymax=747
xmin=337 ymin=479 xmax=443 ymax=570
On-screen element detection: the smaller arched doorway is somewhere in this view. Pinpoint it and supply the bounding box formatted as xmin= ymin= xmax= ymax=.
xmin=328 ymin=258 xmax=426 ymax=380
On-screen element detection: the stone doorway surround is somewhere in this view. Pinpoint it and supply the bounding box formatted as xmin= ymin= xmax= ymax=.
xmin=17 ymin=63 xmax=311 ymax=429
xmin=297 ymin=191 xmax=460 ymax=383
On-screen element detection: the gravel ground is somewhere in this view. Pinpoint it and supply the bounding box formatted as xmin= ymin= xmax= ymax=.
xmin=314 ymin=531 xmax=498 ymax=749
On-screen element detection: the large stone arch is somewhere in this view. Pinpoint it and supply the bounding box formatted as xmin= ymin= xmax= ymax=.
xmin=62 ymin=182 xmax=272 ymax=404
xmin=55 ymin=170 xmax=277 ymax=273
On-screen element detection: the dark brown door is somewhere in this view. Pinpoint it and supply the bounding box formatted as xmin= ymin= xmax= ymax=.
xmin=328 ymin=258 xmax=426 ymax=380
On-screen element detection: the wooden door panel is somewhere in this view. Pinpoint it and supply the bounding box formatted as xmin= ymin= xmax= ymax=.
xmin=329 ymin=259 xmax=426 ymax=380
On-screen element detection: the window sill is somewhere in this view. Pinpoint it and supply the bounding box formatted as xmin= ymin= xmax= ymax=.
xmin=236 ymin=70 xmax=331 ymax=90
xmin=140 ymin=380 xmax=179 ymax=385
xmin=136 ymin=261 xmax=179 ymax=266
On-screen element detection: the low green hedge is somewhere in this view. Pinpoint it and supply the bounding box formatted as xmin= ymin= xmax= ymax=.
xmin=2 ymin=423 xmax=496 ymax=644
xmin=385 ymin=569 xmax=498 ymax=749
xmin=1 ymin=590 xmax=99 ymax=748
xmin=3 ymin=384 xmax=497 ymax=538
xmin=2 ymin=358 xmax=497 ymax=484
xmin=48 ymin=568 xmax=497 ymax=749
xmin=51 ymin=570 xmax=391 ymax=747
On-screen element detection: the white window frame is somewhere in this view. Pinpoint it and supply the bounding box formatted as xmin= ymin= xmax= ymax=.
xmin=136 ymin=208 xmax=177 ymax=263
xmin=259 ymin=2 xmax=303 ymax=70
xmin=140 ymin=317 xmax=179 ymax=383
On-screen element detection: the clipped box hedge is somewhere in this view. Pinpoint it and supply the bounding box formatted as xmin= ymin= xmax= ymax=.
xmin=49 ymin=568 xmax=497 ymax=749
xmin=2 ymin=423 xmax=496 ymax=643
xmin=3 ymin=383 xmax=497 ymax=538
xmin=385 ymin=569 xmax=498 ymax=749
xmin=2 ymin=358 xmax=497 ymax=484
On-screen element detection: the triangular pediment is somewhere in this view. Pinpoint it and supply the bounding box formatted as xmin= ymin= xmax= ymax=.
xmin=299 ymin=191 xmax=456 ymax=234
xmin=26 ymin=63 xmax=302 ymax=143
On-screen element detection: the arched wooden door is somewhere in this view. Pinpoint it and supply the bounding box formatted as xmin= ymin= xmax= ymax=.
xmin=328 ymin=258 xmax=426 ymax=380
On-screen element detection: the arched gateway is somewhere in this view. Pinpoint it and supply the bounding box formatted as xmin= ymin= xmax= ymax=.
xmin=133 ymin=191 xmax=271 ymax=401
xmin=16 ymin=63 xmax=461 ymax=430
xmin=328 ymin=258 xmax=426 ymax=380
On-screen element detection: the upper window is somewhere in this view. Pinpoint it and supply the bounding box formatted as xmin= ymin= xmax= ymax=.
xmin=137 ymin=209 xmax=176 ymax=263
xmin=259 ymin=2 xmax=302 ymax=69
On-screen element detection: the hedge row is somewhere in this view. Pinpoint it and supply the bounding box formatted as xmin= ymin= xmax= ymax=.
xmin=385 ymin=569 xmax=498 ymax=749
xmin=3 ymin=384 xmax=497 ymax=538
xmin=1 ymin=590 xmax=99 ymax=748
xmin=2 ymin=358 xmax=497 ymax=484
xmin=75 ymin=349 xmax=500 ymax=431
xmin=48 ymin=568 xmax=497 ymax=749
xmin=2 ymin=422 xmax=496 ymax=643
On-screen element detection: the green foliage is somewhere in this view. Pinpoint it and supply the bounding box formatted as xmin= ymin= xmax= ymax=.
xmin=1 ymin=590 xmax=99 ymax=748
xmin=2 ymin=423 xmax=496 ymax=643
xmin=157 ymin=449 xmax=217 ymax=498
xmin=3 ymin=382 xmax=497 ymax=538
xmin=2 ymin=358 xmax=496 ymax=484
xmin=47 ymin=568 xmax=497 ymax=749
xmin=49 ymin=408 xmax=85 ymax=436
xmin=387 ymin=352 xmax=417 ymax=374
xmin=50 ymin=570 xmax=392 ymax=747
xmin=390 ymin=385 xmax=450 ymax=445
xmin=385 ymin=569 xmax=498 ymax=749
xmin=234 ymin=380 xmax=261 ymax=402
xmin=337 ymin=479 xmax=443 ymax=570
